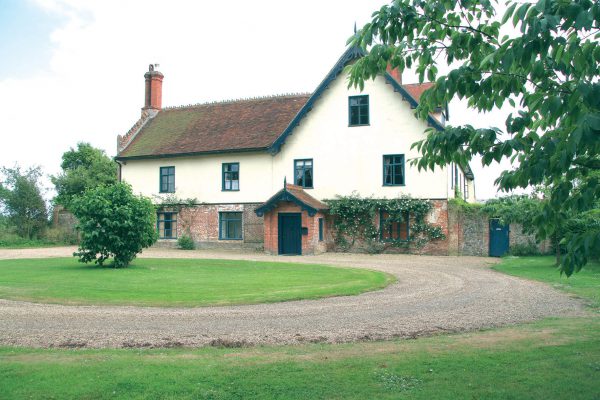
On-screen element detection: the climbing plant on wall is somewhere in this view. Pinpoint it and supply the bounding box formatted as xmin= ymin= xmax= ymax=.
xmin=325 ymin=194 xmax=445 ymax=253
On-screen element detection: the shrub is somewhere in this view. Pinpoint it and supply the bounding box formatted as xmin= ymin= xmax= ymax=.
xmin=177 ymin=234 xmax=195 ymax=250
xmin=44 ymin=227 xmax=79 ymax=245
xmin=70 ymin=183 xmax=157 ymax=268
xmin=509 ymin=241 xmax=540 ymax=257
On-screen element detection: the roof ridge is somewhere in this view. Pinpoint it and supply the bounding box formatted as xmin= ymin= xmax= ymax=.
xmin=162 ymin=93 xmax=311 ymax=110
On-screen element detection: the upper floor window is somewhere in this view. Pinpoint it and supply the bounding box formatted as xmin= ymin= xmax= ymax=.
xmin=222 ymin=163 xmax=239 ymax=191
xmin=219 ymin=212 xmax=242 ymax=240
xmin=349 ymin=95 xmax=369 ymax=126
xmin=157 ymin=211 xmax=177 ymax=239
xmin=380 ymin=210 xmax=409 ymax=242
xmin=294 ymin=159 xmax=313 ymax=188
xmin=383 ymin=155 xmax=405 ymax=186
xmin=159 ymin=166 xmax=175 ymax=193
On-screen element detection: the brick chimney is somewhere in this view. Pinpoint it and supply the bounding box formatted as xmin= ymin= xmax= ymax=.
xmin=386 ymin=63 xmax=402 ymax=84
xmin=143 ymin=64 xmax=163 ymax=111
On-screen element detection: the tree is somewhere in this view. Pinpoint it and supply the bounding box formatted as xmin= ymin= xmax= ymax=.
xmin=0 ymin=166 xmax=48 ymax=239
xmin=52 ymin=142 xmax=118 ymax=208
xmin=348 ymin=0 xmax=600 ymax=275
xmin=70 ymin=183 xmax=157 ymax=268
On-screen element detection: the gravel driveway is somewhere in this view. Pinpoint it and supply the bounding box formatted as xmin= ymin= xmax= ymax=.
xmin=0 ymin=247 xmax=585 ymax=348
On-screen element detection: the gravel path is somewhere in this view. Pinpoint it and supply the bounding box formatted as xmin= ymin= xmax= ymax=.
xmin=0 ymin=247 xmax=585 ymax=348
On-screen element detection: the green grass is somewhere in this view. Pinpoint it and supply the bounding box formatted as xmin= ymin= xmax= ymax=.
xmin=494 ymin=256 xmax=600 ymax=309
xmin=1 ymin=256 xmax=599 ymax=399
xmin=0 ymin=237 xmax=69 ymax=248
xmin=0 ymin=257 xmax=394 ymax=307
xmin=0 ymin=317 xmax=598 ymax=399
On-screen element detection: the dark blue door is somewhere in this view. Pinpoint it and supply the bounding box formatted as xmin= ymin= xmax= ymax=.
xmin=489 ymin=219 xmax=510 ymax=257
xmin=278 ymin=213 xmax=302 ymax=255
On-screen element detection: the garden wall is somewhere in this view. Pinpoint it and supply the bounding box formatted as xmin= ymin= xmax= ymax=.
xmin=447 ymin=204 xmax=550 ymax=256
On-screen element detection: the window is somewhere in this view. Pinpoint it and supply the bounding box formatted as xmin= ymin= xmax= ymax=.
xmin=157 ymin=212 xmax=177 ymax=239
xmin=159 ymin=166 xmax=175 ymax=193
xmin=318 ymin=218 xmax=324 ymax=242
xmin=349 ymin=95 xmax=369 ymax=126
xmin=380 ymin=210 xmax=409 ymax=242
xmin=294 ymin=159 xmax=313 ymax=188
xmin=464 ymin=178 xmax=469 ymax=199
xmin=219 ymin=212 xmax=242 ymax=240
xmin=222 ymin=163 xmax=239 ymax=191
xmin=383 ymin=155 xmax=405 ymax=186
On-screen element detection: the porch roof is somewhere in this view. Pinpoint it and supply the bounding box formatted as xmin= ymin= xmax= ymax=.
xmin=255 ymin=182 xmax=328 ymax=217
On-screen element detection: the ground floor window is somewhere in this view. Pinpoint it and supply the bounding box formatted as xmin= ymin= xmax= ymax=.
xmin=318 ymin=218 xmax=324 ymax=241
xmin=380 ymin=210 xmax=409 ymax=242
xmin=219 ymin=212 xmax=243 ymax=240
xmin=157 ymin=212 xmax=177 ymax=239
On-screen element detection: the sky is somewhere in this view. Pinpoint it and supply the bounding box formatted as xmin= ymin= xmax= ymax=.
xmin=0 ymin=0 xmax=516 ymax=201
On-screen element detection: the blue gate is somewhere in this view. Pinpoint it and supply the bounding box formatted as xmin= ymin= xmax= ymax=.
xmin=489 ymin=219 xmax=510 ymax=257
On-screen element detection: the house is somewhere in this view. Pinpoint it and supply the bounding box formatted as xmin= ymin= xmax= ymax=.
xmin=115 ymin=47 xmax=476 ymax=255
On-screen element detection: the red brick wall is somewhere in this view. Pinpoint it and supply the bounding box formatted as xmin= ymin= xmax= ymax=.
xmin=156 ymin=203 xmax=263 ymax=249
xmin=262 ymin=202 xmax=327 ymax=255
xmin=329 ymin=199 xmax=451 ymax=255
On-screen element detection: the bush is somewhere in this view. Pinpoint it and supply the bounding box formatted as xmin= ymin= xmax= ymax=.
xmin=71 ymin=183 xmax=158 ymax=268
xmin=44 ymin=227 xmax=79 ymax=245
xmin=177 ymin=234 xmax=195 ymax=250
xmin=509 ymin=241 xmax=540 ymax=257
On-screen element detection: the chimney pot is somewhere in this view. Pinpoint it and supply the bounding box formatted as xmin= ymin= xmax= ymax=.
xmin=143 ymin=64 xmax=164 ymax=112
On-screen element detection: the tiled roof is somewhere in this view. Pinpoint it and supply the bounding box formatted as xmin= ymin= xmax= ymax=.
xmin=255 ymin=183 xmax=328 ymax=217
xmin=117 ymin=94 xmax=310 ymax=159
xmin=116 ymin=43 xmax=437 ymax=161
xmin=284 ymin=183 xmax=329 ymax=211
xmin=402 ymin=82 xmax=435 ymax=102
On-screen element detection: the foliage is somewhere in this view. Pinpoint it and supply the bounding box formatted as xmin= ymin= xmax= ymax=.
xmin=508 ymin=241 xmax=541 ymax=257
xmin=482 ymin=195 xmax=543 ymax=234
xmin=70 ymin=183 xmax=157 ymax=268
xmin=177 ymin=234 xmax=196 ymax=250
xmin=563 ymin=209 xmax=600 ymax=261
xmin=51 ymin=142 xmax=117 ymax=208
xmin=326 ymin=193 xmax=445 ymax=252
xmin=0 ymin=166 xmax=48 ymax=239
xmin=348 ymin=0 xmax=600 ymax=275
xmin=44 ymin=227 xmax=79 ymax=246
xmin=448 ymin=198 xmax=484 ymax=216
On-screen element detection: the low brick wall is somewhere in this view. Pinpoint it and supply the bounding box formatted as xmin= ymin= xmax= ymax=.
xmin=159 ymin=203 xmax=264 ymax=250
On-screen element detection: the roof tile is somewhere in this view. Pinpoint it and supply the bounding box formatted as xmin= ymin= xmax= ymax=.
xmin=118 ymin=94 xmax=310 ymax=158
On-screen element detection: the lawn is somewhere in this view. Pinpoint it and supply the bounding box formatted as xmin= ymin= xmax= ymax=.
xmin=0 ymin=256 xmax=598 ymax=399
xmin=0 ymin=257 xmax=393 ymax=307
xmin=494 ymin=256 xmax=600 ymax=309
xmin=0 ymin=317 xmax=598 ymax=399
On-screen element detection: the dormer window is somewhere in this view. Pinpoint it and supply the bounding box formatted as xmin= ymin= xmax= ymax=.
xmin=349 ymin=95 xmax=369 ymax=126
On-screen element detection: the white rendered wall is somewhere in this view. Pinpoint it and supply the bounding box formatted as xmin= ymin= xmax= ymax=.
xmin=271 ymin=74 xmax=449 ymax=200
xmin=120 ymin=152 xmax=273 ymax=204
